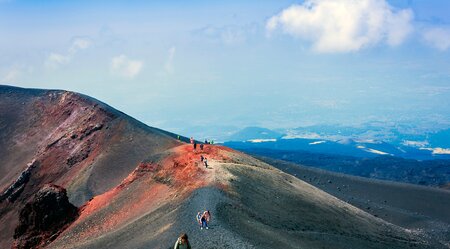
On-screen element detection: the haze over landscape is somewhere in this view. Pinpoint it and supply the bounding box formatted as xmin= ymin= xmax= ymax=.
xmin=1 ymin=0 xmax=450 ymax=136
xmin=1 ymin=1 xmax=450 ymax=249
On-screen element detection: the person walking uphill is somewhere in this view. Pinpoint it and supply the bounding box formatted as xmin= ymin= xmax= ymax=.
xmin=196 ymin=212 xmax=202 ymax=228
xmin=200 ymin=210 xmax=211 ymax=229
xmin=174 ymin=233 xmax=191 ymax=249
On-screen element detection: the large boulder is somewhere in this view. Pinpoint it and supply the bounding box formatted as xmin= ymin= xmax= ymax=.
xmin=12 ymin=184 xmax=78 ymax=249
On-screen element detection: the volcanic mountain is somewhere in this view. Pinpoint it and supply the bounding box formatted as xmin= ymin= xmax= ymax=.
xmin=0 ymin=85 xmax=446 ymax=249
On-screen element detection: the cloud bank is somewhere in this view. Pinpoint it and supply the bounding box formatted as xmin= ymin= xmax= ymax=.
xmin=194 ymin=25 xmax=250 ymax=45
xmin=1 ymin=68 xmax=20 ymax=83
xmin=110 ymin=55 xmax=143 ymax=79
xmin=266 ymin=0 xmax=413 ymax=53
xmin=422 ymin=27 xmax=450 ymax=51
xmin=45 ymin=37 xmax=92 ymax=69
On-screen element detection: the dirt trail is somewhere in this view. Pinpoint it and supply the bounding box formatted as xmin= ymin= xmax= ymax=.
xmin=168 ymin=187 xmax=254 ymax=249
xmin=140 ymin=145 xmax=255 ymax=248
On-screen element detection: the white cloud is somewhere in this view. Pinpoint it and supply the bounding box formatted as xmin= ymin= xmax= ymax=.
xmin=45 ymin=37 xmax=92 ymax=69
xmin=309 ymin=140 xmax=326 ymax=145
xmin=1 ymin=68 xmax=20 ymax=83
xmin=365 ymin=148 xmax=392 ymax=155
xmin=432 ymin=148 xmax=450 ymax=155
xmin=164 ymin=47 xmax=176 ymax=74
xmin=422 ymin=147 xmax=450 ymax=155
xmin=45 ymin=53 xmax=71 ymax=69
xmin=248 ymin=138 xmax=277 ymax=143
xmin=110 ymin=55 xmax=143 ymax=78
xmin=402 ymin=140 xmax=428 ymax=147
xmin=68 ymin=37 xmax=92 ymax=54
xmin=220 ymin=26 xmax=246 ymax=45
xmin=193 ymin=24 xmax=254 ymax=45
xmin=266 ymin=0 xmax=414 ymax=53
xmin=422 ymin=27 xmax=450 ymax=51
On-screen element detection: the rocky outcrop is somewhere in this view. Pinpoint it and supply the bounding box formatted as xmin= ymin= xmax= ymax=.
xmin=0 ymin=160 xmax=37 ymax=203
xmin=12 ymin=184 xmax=78 ymax=249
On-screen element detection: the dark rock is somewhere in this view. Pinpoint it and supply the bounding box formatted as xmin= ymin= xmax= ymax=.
xmin=0 ymin=160 xmax=37 ymax=203
xmin=79 ymin=123 xmax=103 ymax=140
xmin=7 ymin=184 xmax=26 ymax=202
xmin=66 ymin=147 xmax=91 ymax=167
xmin=46 ymin=136 xmax=64 ymax=148
xmin=12 ymin=184 xmax=79 ymax=249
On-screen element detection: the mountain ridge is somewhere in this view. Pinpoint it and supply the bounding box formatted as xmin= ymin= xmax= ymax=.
xmin=0 ymin=85 xmax=447 ymax=248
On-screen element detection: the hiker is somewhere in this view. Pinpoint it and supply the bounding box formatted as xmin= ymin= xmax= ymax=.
xmin=204 ymin=158 xmax=208 ymax=168
xmin=200 ymin=210 xmax=211 ymax=229
xmin=193 ymin=142 xmax=197 ymax=150
xmin=177 ymin=135 xmax=180 ymax=141
xmin=196 ymin=212 xmax=202 ymax=227
xmin=211 ymin=140 xmax=214 ymax=144
xmin=200 ymin=143 xmax=204 ymax=150
xmin=190 ymin=137 xmax=194 ymax=144
xmin=204 ymin=139 xmax=208 ymax=144
xmin=174 ymin=233 xmax=191 ymax=249
xmin=200 ymin=155 xmax=204 ymax=162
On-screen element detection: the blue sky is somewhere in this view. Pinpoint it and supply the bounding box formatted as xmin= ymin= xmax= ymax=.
xmin=1 ymin=0 xmax=450 ymax=137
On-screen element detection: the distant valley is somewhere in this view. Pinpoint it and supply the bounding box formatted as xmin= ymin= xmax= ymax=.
xmin=223 ymin=126 xmax=450 ymax=187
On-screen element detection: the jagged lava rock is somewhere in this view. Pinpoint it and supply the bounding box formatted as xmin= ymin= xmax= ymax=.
xmin=12 ymin=184 xmax=78 ymax=249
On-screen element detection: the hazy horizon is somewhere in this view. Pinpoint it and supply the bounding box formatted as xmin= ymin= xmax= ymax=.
xmin=1 ymin=0 xmax=450 ymax=136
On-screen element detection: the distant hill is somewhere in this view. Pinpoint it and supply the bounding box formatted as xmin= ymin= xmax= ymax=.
xmin=226 ymin=146 xmax=450 ymax=187
xmin=226 ymin=126 xmax=283 ymax=141
xmin=225 ymin=124 xmax=450 ymax=160
xmin=224 ymin=137 xmax=450 ymax=160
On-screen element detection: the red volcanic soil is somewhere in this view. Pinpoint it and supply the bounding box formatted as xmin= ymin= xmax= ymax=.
xmin=0 ymin=86 xmax=181 ymax=248
xmin=48 ymin=143 xmax=233 ymax=248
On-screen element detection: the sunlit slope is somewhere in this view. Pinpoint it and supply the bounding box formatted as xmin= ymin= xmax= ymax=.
xmin=50 ymin=145 xmax=438 ymax=249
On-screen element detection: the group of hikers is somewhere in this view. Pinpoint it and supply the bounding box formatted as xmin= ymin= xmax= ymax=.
xmin=188 ymin=137 xmax=211 ymax=168
xmin=189 ymin=137 xmax=214 ymax=150
xmin=196 ymin=210 xmax=211 ymax=230
xmin=173 ymin=137 xmax=215 ymax=249
xmin=200 ymin=155 xmax=208 ymax=168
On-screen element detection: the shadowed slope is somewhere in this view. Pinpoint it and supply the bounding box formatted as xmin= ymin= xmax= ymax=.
xmin=0 ymin=85 xmax=181 ymax=248
xmin=255 ymin=156 xmax=450 ymax=246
